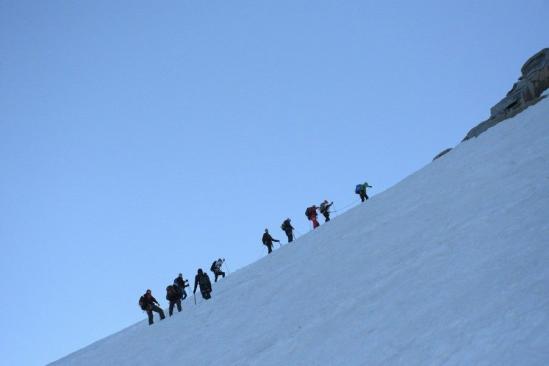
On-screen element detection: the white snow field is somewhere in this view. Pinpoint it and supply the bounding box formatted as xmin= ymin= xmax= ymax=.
xmin=51 ymin=97 xmax=549 ymax=366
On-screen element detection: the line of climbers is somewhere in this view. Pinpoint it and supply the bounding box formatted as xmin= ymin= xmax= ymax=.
xmin=261 ymin=181 xmax=373 ymax=254
xmin=138 ymin=181 xmax=372 ymax=324
xmin=138 ymin=258 xmax=226 ymax=325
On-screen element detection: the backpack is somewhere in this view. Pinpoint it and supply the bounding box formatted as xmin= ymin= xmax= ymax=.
xmin=173 ymin=285 xmax=182 ymax=300
xmin=355 ymin=184 xmax=362 ymax=194
xmin=199 ymin=273 xmax=211 ymax=288
xmin=210 ymin=261 xmax=217 ymax=272
xmin=139 ymin=296 xmax=146 ymax=310
xmin=281 ymin=221 xmax=287 ymax=230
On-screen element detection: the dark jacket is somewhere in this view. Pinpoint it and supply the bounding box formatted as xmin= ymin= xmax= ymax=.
xmin=140 ymin=293 xmax=159 ymax=310
xmin=281 ymin=219 xmax=294 ymax=232
xmin=320 ymin=201 xmax=333 ymax=214
xmin=262 ymin=232 xmax=279 ymax=246
xmin=174 ymin=276 xmax=188 ymax=289
xmin=359 ymin=183 xmax=372 ymax=193
xmin=194 ymin=272 xmax=212 ymax=293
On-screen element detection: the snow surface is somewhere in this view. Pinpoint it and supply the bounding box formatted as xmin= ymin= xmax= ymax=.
xmin=51 ymin=99 xmax=549 ymax=366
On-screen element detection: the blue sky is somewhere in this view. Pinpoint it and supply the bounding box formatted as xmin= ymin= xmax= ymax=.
xmin=0 ymin=1 xmax=547 ymax=365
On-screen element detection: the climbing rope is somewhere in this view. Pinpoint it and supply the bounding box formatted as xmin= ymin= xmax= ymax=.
xmin=331 ymin=199 xmax=361 ymax=217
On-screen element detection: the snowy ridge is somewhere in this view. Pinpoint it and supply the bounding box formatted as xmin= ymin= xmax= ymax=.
xmin=51 ymin=99 xmax=549 ymax=366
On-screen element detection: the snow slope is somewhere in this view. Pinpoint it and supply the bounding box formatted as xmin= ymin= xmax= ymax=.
xmin=51 ymin=98 xmax=549 ymax=366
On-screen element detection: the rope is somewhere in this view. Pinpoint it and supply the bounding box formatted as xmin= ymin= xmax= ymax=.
xmin=331 ymin=199 xmax=360 ymax=216
xmin=335 ymin=199 xmax=360 ymax=212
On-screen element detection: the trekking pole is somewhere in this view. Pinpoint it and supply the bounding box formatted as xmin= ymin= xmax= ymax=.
xmin=193 ymin=293 xmax=196 ymax=305
xmin=331 ymin=204 xmax=339 ymax=217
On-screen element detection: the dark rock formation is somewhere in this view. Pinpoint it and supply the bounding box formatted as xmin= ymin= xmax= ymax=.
xmin=433 ymin=148 xmax=452 ymax=161
xmin=463 ymin=48 xmax=549 ymax=141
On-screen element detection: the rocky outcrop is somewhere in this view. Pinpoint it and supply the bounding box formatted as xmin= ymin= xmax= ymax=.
xmin=463 ymin=48 xmax=549 ymax=141
xmin=433 ymin=148 xmax=452 ymax=161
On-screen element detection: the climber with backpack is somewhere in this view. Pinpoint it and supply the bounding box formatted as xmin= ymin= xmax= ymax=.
xmin=193 ymin=268 xmax=213 ymax=300
xmin=305 ymin=205 xmax=320 ymax=229
xmin=355 ymin=182 xmax=373 ymax=202
xmin=210 ymin=258 xmax=226 ymax=282
xmin=281 ymin=218 xmax=294 ymax=243
xmin=319 ymin=200 xmax=333 ymax=222
xmin=138 ymin=289 xmax=165 ymax=325
xmin=166 ymin=285 xmax=182 ymax=316
xmin=262 ymin=228 xmax=280 ymax=254
xmin=173 ymin=273 xmax=189 ymax=300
